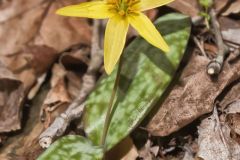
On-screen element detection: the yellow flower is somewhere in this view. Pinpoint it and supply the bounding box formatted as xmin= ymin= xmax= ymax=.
xmin=56 ymin=0 xmax=174 ymax=74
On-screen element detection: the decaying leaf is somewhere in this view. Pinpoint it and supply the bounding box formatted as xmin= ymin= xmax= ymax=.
xmin=0 ymin=45 xmax=58 ymax=96
xmin=0 ymin=62 xmax=24 ymax=132
xmin=0 ymin=2 xmax=48 ymax=55
xmin=0 ymin=0 xmax=91 ymax=56
xmin=219 ymin=17 xmax=240 ymax=46
xmin=224 ymin=100 xmax=240 ymax=136
xmin=40 ymin=64 xmax=71 ymax=126
xmin=33 ymin=0 xmax=91 ymax=52
xmin=0 ymin=0 xmax=91 ymax=137
xmin=0 ymin=0 xmax=45 ymax=22
xmin=197 ymin=109 xmax=240 ymax=160
xmin=219 ymin=81 xmax=240 ymax=109
xmin=147 ymin=53 xmax=240 ymax=136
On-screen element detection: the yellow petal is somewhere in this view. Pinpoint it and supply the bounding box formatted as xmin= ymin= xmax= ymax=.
xmin=104 ymin=15 xmax=129 ymax=74
xmin=140 ymin=0 xmax=174 ymax=11
xmin=56 ymin=1 xmax=113 ymax=19
xmin=128 ymin=13 xmax=169 ymax=53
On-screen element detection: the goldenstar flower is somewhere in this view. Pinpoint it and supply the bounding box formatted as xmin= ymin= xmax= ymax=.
xmin=56 ymin=0 xmax=174 ymax=74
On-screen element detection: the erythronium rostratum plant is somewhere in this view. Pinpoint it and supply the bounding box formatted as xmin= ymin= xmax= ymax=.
xmin=56 ymin=0 xmax=174 ymax=74
xmin=37 ymin=13 xmax=191 ymax=160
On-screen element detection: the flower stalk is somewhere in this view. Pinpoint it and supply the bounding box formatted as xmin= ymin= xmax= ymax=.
xmin=100 ymin=55 xmax=123 ymax=150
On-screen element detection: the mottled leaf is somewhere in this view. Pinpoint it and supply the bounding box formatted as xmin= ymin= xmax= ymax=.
xmin=84 ymin=13 xmax=191 ymax=149
xmin=37 ymin=135 xmax=103 ymax=160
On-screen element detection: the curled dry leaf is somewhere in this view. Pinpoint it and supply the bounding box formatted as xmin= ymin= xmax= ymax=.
xmin=0 ymin=62 xmax=24 ymax=133
xmin=197 ymin=112 xmax=240 ymax=160
xmin=41 ymin=64 xmax=71 ymax=126
xmin=0 ymin=84 xmax=49 ymax=160
xmin=147 ymin=53 xmax=240 ymax=136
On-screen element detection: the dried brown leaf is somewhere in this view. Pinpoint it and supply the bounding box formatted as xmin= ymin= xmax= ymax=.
xmin=0 ymin=45 xmax=58 ymax=92
xmin=0 ymin=3 xmax=47 ymax=55
xmin=0 ymin=0 xmax=45 ymax=22
xmin=219 ymin=82 xmax=240 ymax=110
xmin=197 ymin=112 xmax=240 ymax=160
xmin=0 ymin=0 xmax=91 ymax=55
xmin=147 ymin=53 xmax=240 ymax=136
xmin=60 ymin=46 xmax=90 ymax=98
xmin=41 ymin=64 xmax=71 ymax=126
xmin=34 ymin=0 xmax=91 ymax=52
xmin=220 ymin=17 xmax=240 ymax=45
xmin=224 ymin=100 xmax=240 ymax=136
xmin=0 ymin=62 xmax=24 ymax=132
xmin=214 ymin=0 xmax=229 ymax=13
xmin=222 ymin=0 xmax=240 ymax=16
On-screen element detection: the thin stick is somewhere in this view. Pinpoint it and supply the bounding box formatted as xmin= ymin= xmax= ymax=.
xmin=207 ymin=8 xmax=229 ymax=75
xmin=193 ymin=36 xmax=207 ymax=57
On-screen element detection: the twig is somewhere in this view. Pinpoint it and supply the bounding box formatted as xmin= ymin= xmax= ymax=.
xmin=207 ymin=9 xmax=229 ymax=75
xmin=39 ymin=20 xmax=103 ymax=148
xmin=193 ymin=36 xmax=207 ymax=57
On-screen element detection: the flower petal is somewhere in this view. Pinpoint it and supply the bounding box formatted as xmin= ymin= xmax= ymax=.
xmin=56 ymin=1 xmax=113 ymax=19
xmin=104 ymin=16 xmax=129 ymax=74
xmin=140 ymin=0 xmax=174 ymax=11
xmin=129 ymin=13 xmax=169 ymax=53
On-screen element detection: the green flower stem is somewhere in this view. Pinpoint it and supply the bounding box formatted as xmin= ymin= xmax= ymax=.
xmin=100 ymin=55 xmax=123 ymax=150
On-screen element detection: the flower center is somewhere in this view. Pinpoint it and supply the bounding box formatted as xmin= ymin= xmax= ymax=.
xmin=107 ymin=0 xmax=140 ymax=16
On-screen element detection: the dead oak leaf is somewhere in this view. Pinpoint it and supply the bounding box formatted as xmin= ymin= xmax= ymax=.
xmin=40 ymin=64 xmax=71 ymax=127
xmin=0 ymin=0 xmax=91 ymax=55
xmin=0 ymin=62 xmax=24 ymax=133
xmin=219 ymin=17 xmax=240 ymax=46
xmin=197 ymin=112 xmax=240 ymax=160
xmin=147 ymin=53 xmax=240 ymax=136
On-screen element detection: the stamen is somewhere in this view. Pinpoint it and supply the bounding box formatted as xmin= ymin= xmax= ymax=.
xmin=118 ymin=10 xmax=125 ymax=16
xmin=107 ymin=0 xmax=141 ymax=16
